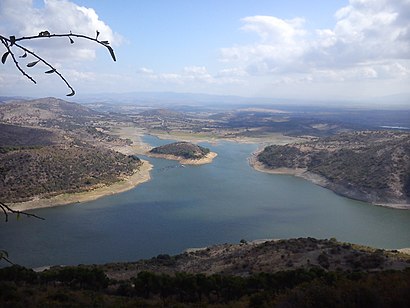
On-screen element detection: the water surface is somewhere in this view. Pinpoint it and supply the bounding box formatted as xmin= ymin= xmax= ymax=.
xmin=1 ymin=135 xmax=409 ymax=268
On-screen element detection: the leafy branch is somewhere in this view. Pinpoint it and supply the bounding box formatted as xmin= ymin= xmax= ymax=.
xmin=0 ymin=31 xmax=116 ymax=96
xmin=0 ymin=201 xmax=45 ymax=223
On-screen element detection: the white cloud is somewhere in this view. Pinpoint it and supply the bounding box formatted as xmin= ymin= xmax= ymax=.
xmin=137 ymin=65 xmax=244 ymax=86
xmin=220 ymin=0 xmax=410 ymax=84
xmin=220 ymin=16 xmax=308 ymax=74
xmin=240 ymin=16 xmax=306 ymax=44
xmin=0 ymin=0 xmax=119 ymax=62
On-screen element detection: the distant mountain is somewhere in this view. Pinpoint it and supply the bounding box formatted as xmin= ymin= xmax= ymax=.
xmin=0 ymin=97 xmax=101 ymax=128
xmin=73 ymin=91 xmax=410 ymax=109
xmin=257 ymin=131 xmax=410 ymax=205
xmin=150 ymin=142 xmax=210 ymax=160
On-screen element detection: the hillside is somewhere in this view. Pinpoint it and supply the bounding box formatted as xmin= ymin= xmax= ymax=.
xmin=102 ymin=237 xmax=410 ymax=280
xmin=150 ymin=141 xmax=210 ymax=160
xmin=0 ymin=98 xmax=144 ymax=205
xmin=0 ymin=145 xmax=141 ymax=203
xmin=256 ymin=131 xmax=410 ymax=206
xmin=0 ymin=97 xmax=99 ymax=128
xmin=0 ymin=123 xmax=57 ymax=150
xmin=1 ymin=237 xmax=410 ymax=306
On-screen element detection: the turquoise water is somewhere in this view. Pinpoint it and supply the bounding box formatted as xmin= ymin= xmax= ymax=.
xmin=1 ymin=135 xmax=409 ymax=268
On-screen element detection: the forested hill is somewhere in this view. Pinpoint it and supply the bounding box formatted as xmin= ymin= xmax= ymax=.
xmin=2 ymin=237 xmax=410 ymax=306
xmin=0 ymin=98 xmax=142 ymax=204
xmin=150 ymin=141 xmax=210 ymax=159
xmin=257 ymin=131 xmax=410 ymax=205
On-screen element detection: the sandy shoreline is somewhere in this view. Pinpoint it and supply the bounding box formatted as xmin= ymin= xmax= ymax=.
xmin=9 ymin=160 xmax=153 ymax=212
xmin=248 ymin=150 xmax=410 ymax=210
xmin=150 ymin=130 xmax=302 ymax=146
xmin=147 ymin=152 xmax=218 ymax=165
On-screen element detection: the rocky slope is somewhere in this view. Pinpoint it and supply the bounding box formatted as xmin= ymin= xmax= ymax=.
xmin=101 ymin=237 xmax=410 ymax=281
xmin=0 ymin=98 xmax=142 ymax=204
xmin=257 ymin=131 xmax=410 ymax=205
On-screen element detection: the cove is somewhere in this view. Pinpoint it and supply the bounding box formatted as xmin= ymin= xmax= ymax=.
xmin=1 ymin=135 xmax=409 ymax=268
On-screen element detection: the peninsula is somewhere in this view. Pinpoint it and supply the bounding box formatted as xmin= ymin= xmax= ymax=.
xmin=252 ymin=131 xmax=410 ymax=208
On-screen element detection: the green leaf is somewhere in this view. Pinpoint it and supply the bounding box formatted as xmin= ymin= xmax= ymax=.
xmin=69 ymin=37 xmax=74 ymax=44
xmin=1 ymin=51 xmax=10 ymax=64
xmin=45 ymin=69 xmax=56 ymax=74
xmin=19 ymin=52 xmax=27 ymax=58
xmin=66 ymin=89 xmax=75 ymax=96
xmin=27 ymin=60 xmax=40 ymax=67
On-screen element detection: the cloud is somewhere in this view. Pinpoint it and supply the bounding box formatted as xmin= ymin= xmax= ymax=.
xmin=220 ymin=0 xmax=410 ymax=83
xmin=137 ymin=65 xmax=244 ymax=86
xmin=0 ymin=0 xmax=119 ymax=61
xmin=314 ymin=0 xmax=410 ymax=65
xmin=220 ymin=16 xmax=307 ymax=74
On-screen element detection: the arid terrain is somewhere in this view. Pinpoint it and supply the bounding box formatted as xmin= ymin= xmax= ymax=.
xmin=0 ymin=98 xmax=149 ymax=208
xmin=254 ymin=131 xmax=410 ymax=207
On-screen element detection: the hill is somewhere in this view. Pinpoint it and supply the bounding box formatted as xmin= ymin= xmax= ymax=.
xmin=1 ymin=237 xmax=410 ymax=306
xmin=150 ymin=141 xmax=210 ymax=160
xmin=102 ymin=237 xmax=410 ymax=280
xmin=255 ymin=131 xmax=410 ymax=206
xmin=0 ymin=123 xmax=57 ymax=150
xmin=0 ymin=97 xmax=101 ymax=127
xmin=0 ymin=145 xmax=141 ymax=203
xmin=0 ymin=98 xmax=145 ymax=205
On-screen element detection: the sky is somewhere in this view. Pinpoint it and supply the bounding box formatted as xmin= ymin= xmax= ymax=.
xmin=0 ymin=0 xmax=409 ymax=103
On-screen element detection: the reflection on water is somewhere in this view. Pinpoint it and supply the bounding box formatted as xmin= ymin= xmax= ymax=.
xmin=1 ymin=135 xmax=409 ymax=268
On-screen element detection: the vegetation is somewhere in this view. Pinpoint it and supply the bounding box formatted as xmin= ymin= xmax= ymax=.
xmin=0 ymin=98 xmax=143 ymax=204
xmin=0 ymin=145 xmax=141 ymax=203
xmin=258 ymin=131 xmax=410 ymax=204
xmin=1 ymin=263 xmax=410 ymax=306
xmin=0 ymin=123 xmax=56 ymax=149
xmin=150 ymin=141 xmax=210 ymax=159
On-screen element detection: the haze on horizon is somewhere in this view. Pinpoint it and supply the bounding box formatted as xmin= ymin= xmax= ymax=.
xmin=0 ymin=0 xmax=409 ymax=105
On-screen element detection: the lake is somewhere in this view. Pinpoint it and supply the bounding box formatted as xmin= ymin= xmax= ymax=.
xmin=1 ymin=135 xmax=410 ymax=268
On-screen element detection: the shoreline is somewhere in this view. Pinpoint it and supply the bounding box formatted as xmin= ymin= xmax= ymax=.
xmin=147 ymin=151 xmax=218 ymax=165
xmin=9 ymin=160 xmax=153 ymax=212
xmin=248 ymin=150 xmax=410 ymax=210
xmin=147 ymin=130 xmax=303 ymax=146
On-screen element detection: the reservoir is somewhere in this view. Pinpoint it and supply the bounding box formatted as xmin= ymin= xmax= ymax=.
xmin=1 ymin=135 xmax=410 ymax=268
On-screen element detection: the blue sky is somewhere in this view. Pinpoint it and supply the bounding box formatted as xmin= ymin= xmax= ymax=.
xmin=1 ymin=0 xmax=409 ymax=103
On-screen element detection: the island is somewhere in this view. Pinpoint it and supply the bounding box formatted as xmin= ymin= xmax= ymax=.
xmin=251 ymin=131 xmax=410 ymax=208
xmin=148 ymin=141 xmax=217 ymax=165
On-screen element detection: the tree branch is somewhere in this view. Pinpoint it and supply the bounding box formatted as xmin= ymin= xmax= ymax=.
xmin=0 ymin=250 xmax=14 ymax=265
xmin=0 ymin=201 xmax=45 ymax=222
xmin=0 ymin=36 xmax=37 ymax=84
xmin=0 ymin=31 xmax=116 ymax=96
